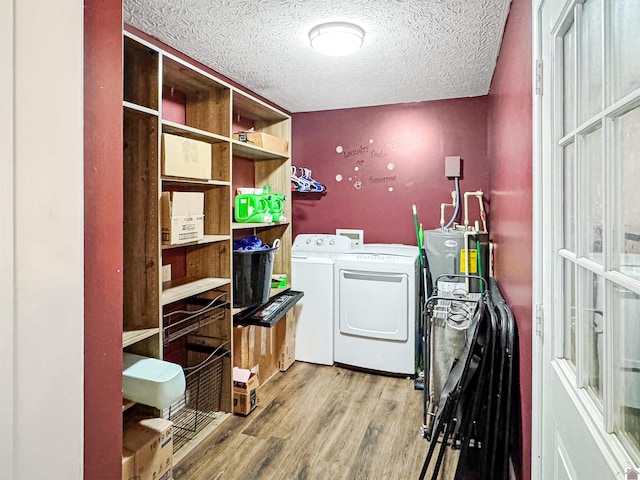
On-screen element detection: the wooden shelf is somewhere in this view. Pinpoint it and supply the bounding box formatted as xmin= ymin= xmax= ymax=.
xmin=231 ymin=139 xmax=289 ymax=161
xmin=162 ymin=120 xmax=228 ymax=144
xmin=122 ymin=399 xmax=136 ymax=412
xmin=232 ymin=221 xmax=289 ymax=230
xmin=124 ymin=35 xmax=159 ymax=110
xmin=161 ymin=177 xmax=231 ymax=188
xmin=162 ymin=235 xmax=230 ymax=250
xmin=123 ymin=101 xmax=159 ymax=117
xmin=162 ymin=277 xmax=230 ymax=306
xmin=232 ymin=91 xmax=289 ymax=123
xmin=123 ymin=327 xmax=159 ymax=348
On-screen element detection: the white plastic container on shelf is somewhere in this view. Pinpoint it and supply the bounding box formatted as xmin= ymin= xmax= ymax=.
xmin=122 ymin=352 xmax=186 ymax=410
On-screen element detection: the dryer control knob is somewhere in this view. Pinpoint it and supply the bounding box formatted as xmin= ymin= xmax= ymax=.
xmin=329 ymin=239 xmax=336 ymax=245
xmin=316 ymin=238 xmax=324 ymax=246
xmin=306 ymin=238 xmax=312 ymax=244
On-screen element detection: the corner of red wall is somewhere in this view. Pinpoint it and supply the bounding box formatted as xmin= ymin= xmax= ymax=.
xmin=84 ymin=0 xmax=124 ymax=478
xmin=487 ymin=0 xmax=533 ymax=478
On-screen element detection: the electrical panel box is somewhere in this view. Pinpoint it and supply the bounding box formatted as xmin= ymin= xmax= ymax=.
xmin=445 ymin=156 xmax=461 ymax=178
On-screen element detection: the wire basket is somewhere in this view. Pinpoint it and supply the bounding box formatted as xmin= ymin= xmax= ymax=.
xmin=163 ymin=339 xmax=228 ymax=451
xmin=163 ymin=292 xmax=229 ymax=346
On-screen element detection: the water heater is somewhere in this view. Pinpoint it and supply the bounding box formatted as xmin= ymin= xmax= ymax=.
xmin=423 ymin=229 xmax=489 ymax=293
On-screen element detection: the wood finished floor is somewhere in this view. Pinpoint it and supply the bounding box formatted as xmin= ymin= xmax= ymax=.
xmin=173 ymin=361 xmax=458 ymax=480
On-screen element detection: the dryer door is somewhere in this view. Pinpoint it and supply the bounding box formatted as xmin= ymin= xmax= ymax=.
xmin=337 ymin=269 xmax=408 ymax=341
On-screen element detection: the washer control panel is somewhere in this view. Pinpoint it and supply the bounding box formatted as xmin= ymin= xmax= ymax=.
xmin=293 ymin=234 xmax=352 ymax=253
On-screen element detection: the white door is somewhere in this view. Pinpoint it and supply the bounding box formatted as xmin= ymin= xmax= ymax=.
xmin=534 ymin=0 xmax=640 ymax=478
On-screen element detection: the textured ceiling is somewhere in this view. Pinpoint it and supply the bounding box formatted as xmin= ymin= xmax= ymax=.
xmin=124 ymin=0 xmax=512 ymax=113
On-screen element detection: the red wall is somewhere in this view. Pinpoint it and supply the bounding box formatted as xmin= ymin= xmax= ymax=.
xmin=487 ymin=0 xmax=533 ymax=478
xmin=84 ymin=0 xmax=123 ymax=478
xmin=291 ymin=98 xmax=490 ymax=244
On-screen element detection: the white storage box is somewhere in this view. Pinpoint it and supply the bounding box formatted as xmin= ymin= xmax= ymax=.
xmin=161 ymin=191 xmax=205 ymax=245
xmin=122 ymin=352 xmax=186 ymax=410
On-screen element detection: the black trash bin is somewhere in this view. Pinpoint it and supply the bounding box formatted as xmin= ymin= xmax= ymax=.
xmin=233 ymin=247 xmax=277 ymax=308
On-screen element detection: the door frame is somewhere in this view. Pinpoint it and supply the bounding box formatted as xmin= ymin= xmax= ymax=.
xmin=0 ymin=2 xmax=15 ymax=477
xmin=2 ymin=1 xmax=85 ymax=478
xmin=532 ymin=0 xmax=640 ymax=477
xmin=531 ymin=0 xmax=545 ymax=477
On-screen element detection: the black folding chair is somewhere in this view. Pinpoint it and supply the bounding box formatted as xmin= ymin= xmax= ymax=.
xmin=418 ymin=298 xmax=488 ymax=480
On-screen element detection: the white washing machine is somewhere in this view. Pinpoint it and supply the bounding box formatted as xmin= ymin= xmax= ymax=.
xmin=291 ymin=234 xmax=352 ymax=365
xmin=334 ymin=244 xmax=419 ymax=375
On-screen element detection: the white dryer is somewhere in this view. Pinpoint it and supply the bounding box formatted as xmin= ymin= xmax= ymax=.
xmin=334 ymin=244 xmax=419 ymax=375
xmin=291 ymin=234 xmax=352 ymax=365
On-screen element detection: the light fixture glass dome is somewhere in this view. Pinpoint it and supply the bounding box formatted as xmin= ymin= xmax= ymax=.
xmin=309 ymin=22 xmax=365 ymax=56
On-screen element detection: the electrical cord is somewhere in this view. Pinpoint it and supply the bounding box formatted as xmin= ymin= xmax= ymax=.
xmin=443 ymin=176 xmax=460 ymax=229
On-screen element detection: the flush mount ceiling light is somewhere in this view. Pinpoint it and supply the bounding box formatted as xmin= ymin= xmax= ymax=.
xmin=309 ymin=22 xmax=365 ymax=56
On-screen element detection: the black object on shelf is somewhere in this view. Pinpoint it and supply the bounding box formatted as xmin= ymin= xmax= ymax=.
xmin=234 ymin=290 xmax=303 ymax=327
xmin=233 ymin=246 xmax=277 ymax=308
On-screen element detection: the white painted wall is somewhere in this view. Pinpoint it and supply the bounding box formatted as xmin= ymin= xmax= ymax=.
xmin=0 ymin=2 xmax=15 ymax=478
xmin=3 ymin=0 xmax=85 ymax=478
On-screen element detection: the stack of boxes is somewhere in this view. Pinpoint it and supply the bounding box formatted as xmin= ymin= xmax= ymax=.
xmin=122 ymin=417 xmax=174 ymax=480
xmin=161 ymin=133 xmax=212 ymax=246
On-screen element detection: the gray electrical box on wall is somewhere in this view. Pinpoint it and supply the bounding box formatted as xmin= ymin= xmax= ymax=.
xmin=445 ymin=156 xmax=461 ymax=178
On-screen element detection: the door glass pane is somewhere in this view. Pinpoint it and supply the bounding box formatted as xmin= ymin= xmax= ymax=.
xmin=584 ymin=271 xmax=604 ymax=402
xmin=614 ymin=106 xmax=640 ymax=280
xmin=563 ymin=260 xmax=576 ymax=365
xmin=563 ymin=142 xmax=576 ymax=252
xmin=612 ymin=0 xmax=640 ymax=103
xmin=614 ymin=285 xmax=640 ymax=457
xmin=579 ymin=0 xmax=602 ymax=122
xmin=563 ymin=21 xmax=576 ymax=135
xmin=580 ymin=127 xmax=603 ymax=262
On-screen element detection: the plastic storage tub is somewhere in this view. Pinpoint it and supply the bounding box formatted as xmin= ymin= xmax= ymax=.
xmin=122 ymin=352 xmax=186 ymax=409
xmin=233 ymin=247 xmax=277 ymax=308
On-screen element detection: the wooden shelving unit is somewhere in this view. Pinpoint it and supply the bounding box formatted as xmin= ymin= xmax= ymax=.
xmin=122 ymin=30 xmax=292 ymax=462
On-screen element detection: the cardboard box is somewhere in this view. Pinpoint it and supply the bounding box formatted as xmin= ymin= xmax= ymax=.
xmin=122 ymin=448 xmax=135 ymax=480
xmin=232 ymin=367 xmax=259 ymax=416
xmin=162 ymin=133 xmax=212 ymax=180
xmin=161 ymin=191 xmax=205 ymax=245
xmin=277 ymin=310 xmax=296 ymax=372
xmin=233 ymin=132 xmax=289 ymax=155
xmin=123 ymin=417 xmax=173 ymax=480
